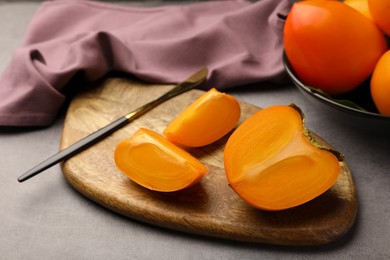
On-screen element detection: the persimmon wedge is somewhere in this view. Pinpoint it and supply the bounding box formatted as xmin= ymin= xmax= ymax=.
xmin=163 ymin=88 xmax=240 ymax=147
xmin=224 ymin=105 xmax=343 ymax=211
xmin=114 ymin=128 xmax=207 ymax=192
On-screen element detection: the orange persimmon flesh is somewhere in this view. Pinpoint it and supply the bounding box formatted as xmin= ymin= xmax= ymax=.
xmin=224 ymin=105 xmax=342 ymax=211
xmin=163 ymin=88 xmax=240 ymax=147
xmin=114 ymin=128 xmax=207 ymax=192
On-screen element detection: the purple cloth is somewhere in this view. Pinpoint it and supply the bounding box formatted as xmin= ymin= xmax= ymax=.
xmin=0 ymin=0 xmax=290 ymax=126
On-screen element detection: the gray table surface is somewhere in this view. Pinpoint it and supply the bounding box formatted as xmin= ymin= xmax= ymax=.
xmin=1 ymin=1 xmax=389 ymax=259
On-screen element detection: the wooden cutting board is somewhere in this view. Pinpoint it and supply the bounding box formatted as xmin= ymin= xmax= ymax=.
xmin=60 ymin=76 xmax=357 ymax=246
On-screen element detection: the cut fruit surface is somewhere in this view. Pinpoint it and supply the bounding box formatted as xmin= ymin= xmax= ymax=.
xmin=224 ymin=105 xmax=342 ymax=211
xmin=164 ymin=88 xmax=240 ymax=147
xmin=115 ymin=128 xmax=207 ymax=192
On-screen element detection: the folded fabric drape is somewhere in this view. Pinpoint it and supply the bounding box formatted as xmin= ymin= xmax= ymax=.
xmin=0 ymin=0 xmax=290 ymax=126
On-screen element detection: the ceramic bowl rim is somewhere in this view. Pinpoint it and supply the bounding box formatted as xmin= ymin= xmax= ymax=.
xmin=283 ymin=53 xmax=390 ymax=122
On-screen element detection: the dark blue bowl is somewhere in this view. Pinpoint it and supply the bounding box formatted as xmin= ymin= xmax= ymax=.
xmin=283 ymin=54 xmax=390 ymax=132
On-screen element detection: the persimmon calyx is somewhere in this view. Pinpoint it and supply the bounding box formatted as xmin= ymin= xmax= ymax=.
xmin=290 ymin=103 xmax=344 ymax=161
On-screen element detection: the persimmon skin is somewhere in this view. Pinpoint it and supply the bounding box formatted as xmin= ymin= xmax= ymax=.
xmin=284 ymin=0 xmax=387 ymax=96
xmin=163 ymin=88 xmax=240 ymax=147
xmin=368 ymin=0 xmax=390 ymax=35
xmin=224 ymin=105 xmax=341 ymax=211
xmin=344 ymin=0 xmax=373 ymax=20
xmin=371 ymin=50 xmax=390 ymax=116
xmin=114 ymin=128 xmax=207 ymax=192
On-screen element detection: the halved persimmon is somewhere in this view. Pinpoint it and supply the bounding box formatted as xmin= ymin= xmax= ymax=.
xmin=114 ymin=128 xmax=207 ymax=192
xmin=224 ymin=105 xmax=343 ymax=211
xmin=163 ymin=88 xmax=240 ymax=147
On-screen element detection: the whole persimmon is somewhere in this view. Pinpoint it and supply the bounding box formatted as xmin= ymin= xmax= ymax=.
xmin=368 ymin=0 xmax=390 ymax=35
xmin=284 ymin=0 xmax=387 ymax=96
xmin=344 ymin=0 xmax=373 ymax=20
xmin=371 ymin=50 xmax=390 ymax=116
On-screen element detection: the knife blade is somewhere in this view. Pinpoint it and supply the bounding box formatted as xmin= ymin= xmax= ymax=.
xmin=18 ymin=67 xmax=208 ymax=182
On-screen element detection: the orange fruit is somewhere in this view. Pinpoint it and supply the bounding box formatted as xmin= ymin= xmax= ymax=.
xmin=284 ymin=0 xmax=387 ymax=96
xmin=114 ymin=128 xmax=207 ymax=192
xmin=224 ymin=105 xmax=341 ymax=211
xmin=344 ymin=0 xmax=373 ymax=20
xmin=164 ymin=88 xmax=240 ymax=147
xmin=368 ymin=0 xmax=390 ymax=35
xmin=371 ymin=50 xmax=390 ymax=116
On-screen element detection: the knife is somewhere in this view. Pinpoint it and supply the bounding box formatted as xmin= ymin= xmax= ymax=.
xmin=18 ymin=67 xmax=208 ymax=183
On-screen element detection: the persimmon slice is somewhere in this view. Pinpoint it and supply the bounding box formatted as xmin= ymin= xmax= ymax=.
xmin=163 ymin=88 xmax=240 ymax=147
xmin=224 ymin=105 xmax=342 ymax=211
xmin=114 ymin=128 xmax=207 ymax=192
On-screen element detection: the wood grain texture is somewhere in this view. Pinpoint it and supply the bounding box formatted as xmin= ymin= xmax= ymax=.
xmin=60 ymin=77 xmax=358 ymax=246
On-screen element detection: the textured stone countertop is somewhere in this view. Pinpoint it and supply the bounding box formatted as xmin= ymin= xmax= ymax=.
xmin=1 ymin=1 xmax=389 ymax=259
